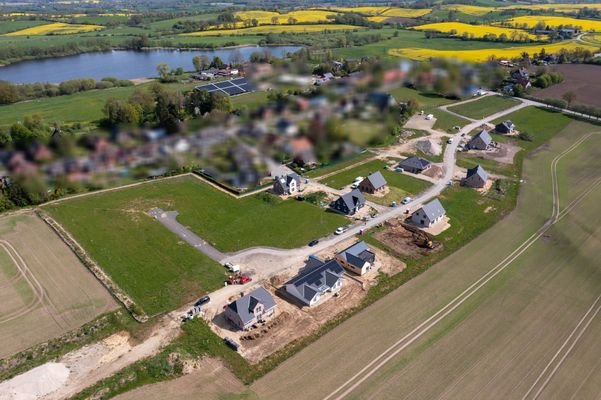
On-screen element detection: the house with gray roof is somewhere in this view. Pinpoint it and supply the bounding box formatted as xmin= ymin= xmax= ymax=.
xmin=495 ymin=120 xmax=515 ymax=134
xmin=285 ymin=259 xmax=344 ymax=307
xmin=224 ymin=287 xmax=277 ymax=331
xmin=272 ymin=172 xmax=301 ymax=195
xmin=463 ymin=165 xmax=488 ymax=188
xmin=467 ymin=130 xmax=492 ymax=150
xmin=331 ymin=188 xmax=366 ymax=215
xmin=335 ymin=241 xmax=376 ymax=275
xmin=398 ymin=156 xmax=431 ymax=174
xmin=411 ymin=198 xmax=446 ymax=228
xmin=359 ymin=171 xmax=387 ymax=194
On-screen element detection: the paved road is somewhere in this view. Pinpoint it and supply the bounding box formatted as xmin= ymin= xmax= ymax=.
xmin=148 ymin=208 xmax=227 ymax=262
xmin=223 ymin=97 xmax=532 ymax=267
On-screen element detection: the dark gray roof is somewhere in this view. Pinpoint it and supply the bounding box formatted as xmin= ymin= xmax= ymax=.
xmin=498 ymin=120 xmax=514 ymax=130
xmin=469 ymin=130 xmax=492 ymax=147
xmin=420 ymin=198 xmax=446 ymax=221
xmin=467 ymin=165 xmax=488 ymax=182
xmin=337 ymin=241 xmax=375 ymax=268
xmin=340 ymin=188 xmax=365 ymax=210
xmin=274 ymin=172 xmax=300 ymax=191
xmin=227 ymin=287 xmax=276 ymax=325
xmin=364 ymin=171 xmax=387 ymax=190
xmin=399 ymin=156 xmax=431 ymax=170
xmin=286 ymin=259 xmax=344 ymax=305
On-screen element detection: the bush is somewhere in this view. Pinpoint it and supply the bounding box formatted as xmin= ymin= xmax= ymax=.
xmin=519 ymin=132 xmax=533 ymax=142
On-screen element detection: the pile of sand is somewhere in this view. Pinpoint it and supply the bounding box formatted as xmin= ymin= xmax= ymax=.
xmin=0 ymin=362 xmax=69 ymax=400
xmin=414 ymin=139 xmax=442 ymax=156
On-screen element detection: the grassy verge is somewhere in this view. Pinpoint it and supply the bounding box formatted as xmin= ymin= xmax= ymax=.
xmin=447 ymin=95 xmax=520 ymax=120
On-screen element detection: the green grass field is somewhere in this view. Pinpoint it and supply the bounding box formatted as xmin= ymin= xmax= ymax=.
xmin=0 ymin=20 xmax=49 ymax=34
xmin=321 ymin=159 xmax=432 ymax=204
xmin=493 ymin=106 xmax=572 ymax=151
xmin=431 ymin=109 xmax=470 ymax=132
xmin=335 ymin=28 xmax=519 ymax=60
xmin=44 ymin=175 xmax=346 ymax=312
xmin=0 ymin=82 xmax=267 ymax=128
xmin=447 ymin=95 xmax=520 ymax=119
xmin=390 ymin=87 xmax=457 ymax=109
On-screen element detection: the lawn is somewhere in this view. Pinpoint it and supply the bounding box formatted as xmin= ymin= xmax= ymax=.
xmin=431 ymin=109 xmax=470 ymax=132
xmin=342 ymin=119 xmax=387 ymax=147
xmin=390 ymin=86 xmax=457 ymax=109
xmin=304 ymin=152 xmax=374 ymax=178
xmin=321 ymin=159 xmax=432 ymax=203
xmin=447 ymin=95 xmax=519 ymax=120
xmin=492 ymin=106 xmax=572 ymax=152
xmin=44 ymin=176 xmax=346 ymax=314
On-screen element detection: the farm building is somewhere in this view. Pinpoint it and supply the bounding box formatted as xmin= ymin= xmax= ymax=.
xmin=273 ymin=173 xmax=301 ymax=195
xmin=335 ymin=241 xmax=376 ymax=275
xmin=467 ymin=130 xmax=492 ymax=150
xmin=398 ymin=156 xmax=431 ymax=174
xmin=496 ymin=120 xmax=515 ymax=134
xmin=224 ymin=287 xmax=277 ymax=331
xmin=285 ymin=259 xmax=345 ymax=307
xmin=331 ymin=189 xmax=366 ymax=215
xmin=464 ymin=165 xmax=488 ymax=188
xmin=359 ymin=171 xmax=387 ymax=194
xmin=411 ymin=198 xmax=446 ymax=228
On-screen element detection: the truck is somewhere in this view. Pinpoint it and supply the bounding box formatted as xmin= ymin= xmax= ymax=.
xmin=223 ymin=262 xmax=241 ymax=273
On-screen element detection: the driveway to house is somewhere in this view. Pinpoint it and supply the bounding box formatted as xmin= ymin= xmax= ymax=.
xmin=148 ymin=208 xmax=227 ymax=263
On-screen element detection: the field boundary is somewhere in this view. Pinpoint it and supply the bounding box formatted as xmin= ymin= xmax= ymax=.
xmin=35 ymin=209 xmax=148 ymax=322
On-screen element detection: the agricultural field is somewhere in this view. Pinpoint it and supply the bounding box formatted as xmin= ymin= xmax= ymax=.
xmin=507 ymin=15 xmax=601 ymax=32
xmin=0 ymin=20 xmax=49 ymax=34
xmin=321 ymin=159 xmax=432 ymax=203
xmin=250 ymin=117 xmax=601 ymax=400
xmin=182 ymin=24 xmax=362 ymax=36
xmin=447 ymin=95 xmax=520 ymax=119
xmin=44 ymin=176 xmax=346 ymax=313
xmin=232 ymin=10 xmax=338 ymax=26
xmin=388 ymin=40 xmax=598 ymax=62
xmin=4 ymin=22 xmax=104 ymax=36
xmin=0 ymin=213 xmax=118 ymax=359
xmin=532 ymin=64 xmax=601 ymax=108
xmin=412 ymin=22 xmax=543 ymax=41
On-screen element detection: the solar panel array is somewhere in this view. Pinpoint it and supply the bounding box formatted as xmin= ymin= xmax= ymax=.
xmin=195 ymin=77 xmax=255 ymax=96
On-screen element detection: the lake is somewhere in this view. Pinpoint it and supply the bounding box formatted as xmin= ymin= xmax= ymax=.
xmin=0 ymin=46 xmax=302 ymax=84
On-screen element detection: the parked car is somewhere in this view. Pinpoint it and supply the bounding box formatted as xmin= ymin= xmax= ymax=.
xmin=447 ymin=138 xmax=454 ymax=144
xmin=425 ymin=114 xmax=434 ymax=120
xmin=308 ymin=239 xmax=319 ymax=247
xmin=335 ymin=227 xmax=345 ymax=235
xmin=224 ymin=262 xmax=240 ymax=273
xmin=395 ymin=167 xmax=405 ymax=173
xmin=194 ymin=295 xmax=210 ymax=307
xmin=401 ymin=196 xmax=412 ymax=205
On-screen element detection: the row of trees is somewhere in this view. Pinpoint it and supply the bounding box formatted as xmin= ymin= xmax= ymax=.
xmin=0 ymin=77 xmax=133 ymax=105
xmin=102 ymin=82 xmax=232 ymax=132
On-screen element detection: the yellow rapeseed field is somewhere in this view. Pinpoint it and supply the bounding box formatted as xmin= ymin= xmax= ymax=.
xmin=446 ymin=3 xmax=601 ymax=16
xmin=507 ymin=16 xmax=601 ymax=32
xmin=182 ymin=24 xmax=362 ymax=36
xmin=5 ymin=22 xmax=103 ymax=35
xmin=234 ymin=9 xmax=337 ymax=25
xmin=413 ymin=22 xmax=543 ymax=41
xmin=388 ymin=41 xmax=597 ymax=62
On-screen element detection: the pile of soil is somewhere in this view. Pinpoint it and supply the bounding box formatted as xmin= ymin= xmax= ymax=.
xmin=374 ymin=221 xmax=442 ymax=258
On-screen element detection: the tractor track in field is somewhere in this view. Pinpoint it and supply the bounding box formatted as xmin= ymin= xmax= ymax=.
xmin=323 ymin=131 xmax=601 ymax=400
xmin=0 ymin=240 xmax=47 ymax=325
